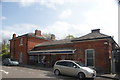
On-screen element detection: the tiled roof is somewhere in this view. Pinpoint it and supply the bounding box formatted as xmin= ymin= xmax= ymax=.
xmin=72 ymin=32 xmax=111 ymax=41
xmin=36 ymin=30 xmax=112 ymax=47
xmin=35 ymin=39 xmax=72 ymax=47
xmin=10 ymin=33 xmax=50 ymax=40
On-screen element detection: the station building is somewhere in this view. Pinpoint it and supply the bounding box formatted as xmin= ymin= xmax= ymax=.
xmin=10 ymin=29 xmax=119 ymax=73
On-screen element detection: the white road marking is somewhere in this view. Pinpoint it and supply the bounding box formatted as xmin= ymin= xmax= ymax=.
xmin=0 ymin=70 xmax=9 ymax=74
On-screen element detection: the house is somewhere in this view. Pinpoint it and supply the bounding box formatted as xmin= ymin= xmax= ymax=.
xmin=10 ymin=29 xmax=119 ymax=73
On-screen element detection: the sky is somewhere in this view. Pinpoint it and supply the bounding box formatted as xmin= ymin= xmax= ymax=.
xmin=1 ymin=0 xmax=119 ymax=44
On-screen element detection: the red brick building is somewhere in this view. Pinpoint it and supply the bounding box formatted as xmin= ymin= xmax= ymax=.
xmin=10 ymin=30 xmax=50 ymax=64
xmin=10 ymin=29 xmax=119 ymax=73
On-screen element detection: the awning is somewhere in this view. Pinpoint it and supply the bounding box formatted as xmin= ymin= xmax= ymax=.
xmin=29 ymin=49 xmax=76 ymax=55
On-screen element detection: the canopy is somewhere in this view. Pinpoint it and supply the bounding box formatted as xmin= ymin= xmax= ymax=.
xmin=29 ymin=49 xmax=75 ymax=55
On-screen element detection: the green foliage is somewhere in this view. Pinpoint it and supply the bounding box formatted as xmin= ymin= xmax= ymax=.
xmin=0 ymin=40 xmax=10 ymax=58
xmin=65 ymin=34 xmax=75 ymax=39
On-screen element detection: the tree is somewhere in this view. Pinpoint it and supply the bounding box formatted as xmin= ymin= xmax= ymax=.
xmin=65 ymin=34 xmax=75 ymax=39
xmin=0 ymin=39 xmax=10 ymax=59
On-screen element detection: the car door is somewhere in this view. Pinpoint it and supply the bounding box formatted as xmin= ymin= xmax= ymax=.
xmin=66 ymin=62 xmax=80 ymax=76
xmin=59 ymin=61 xmax=69 ymax=75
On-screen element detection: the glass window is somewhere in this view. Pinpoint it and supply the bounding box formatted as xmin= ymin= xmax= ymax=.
xmin=85 ymin=49 xmax=94 ymax=66
xmin=56 ymin=61 xmax=66 ymax=66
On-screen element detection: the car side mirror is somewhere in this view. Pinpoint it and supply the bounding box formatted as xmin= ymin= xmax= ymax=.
xmin=73 ymin=66 xmax=77 ymax=68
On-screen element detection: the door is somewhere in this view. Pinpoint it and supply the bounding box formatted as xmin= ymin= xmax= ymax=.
xmin=65 ymin=62 xmax=79 ymax=76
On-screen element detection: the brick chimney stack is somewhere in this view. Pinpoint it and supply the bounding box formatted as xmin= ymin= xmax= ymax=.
xmin=91 ymin=29 xmax=100 ymax=33
xmin=13 ymin=34 xmax=16 ymax=39
xmin=35 ymin=30 xmax=41 ymax=36
xmin=51 ymin=34 xmax=55 ymax=40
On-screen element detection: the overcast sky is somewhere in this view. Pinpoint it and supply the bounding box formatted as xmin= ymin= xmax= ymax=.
xmin=1 ymin=0 xmax=118 ymax=43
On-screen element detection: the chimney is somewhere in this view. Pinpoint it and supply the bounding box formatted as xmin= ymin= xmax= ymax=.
xmin=35 ymin=30 xmax=41 ymax=36
xmin=51 ymin=34 xmax=55 ymax=40
xmin=91 ymin=29 xmax=100 ymax=33
xmin=13 ymin=34 xmax=16 ymax=39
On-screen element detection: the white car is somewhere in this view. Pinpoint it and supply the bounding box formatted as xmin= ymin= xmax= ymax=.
xmin=54 ymin=60 xmax=96 ymax=79
xmin=3 ymin=58 xmax=19 ymax=66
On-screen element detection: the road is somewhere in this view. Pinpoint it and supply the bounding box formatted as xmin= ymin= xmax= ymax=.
xmin=1 ymin=65 xmax=115 ymax=80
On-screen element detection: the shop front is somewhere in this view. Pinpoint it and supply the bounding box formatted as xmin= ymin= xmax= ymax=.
xmin=28 ymin=49 xmax=76 ymax=67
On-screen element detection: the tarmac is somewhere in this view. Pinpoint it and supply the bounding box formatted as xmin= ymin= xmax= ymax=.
xmin=19 ymin=64 xmax=120 ymax=80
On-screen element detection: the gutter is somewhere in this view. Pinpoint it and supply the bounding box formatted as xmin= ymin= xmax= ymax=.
xmin=71 ymin=36 xmax=112 ymax=42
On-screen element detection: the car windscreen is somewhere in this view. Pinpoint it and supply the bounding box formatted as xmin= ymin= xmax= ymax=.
xmin=75 ymin=61 xmax=85 ymax=67
xmin=10 ymin=59 xmax=16 ymax=61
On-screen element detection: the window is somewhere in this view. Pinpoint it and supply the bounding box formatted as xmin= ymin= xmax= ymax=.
xmin=67 ymin=62 xmax=77 ymax=68
xmin=56 ymin=61 xmax=77 ymax=68
xmin=56 ymin=61 xmax=67 ymax=66
xmin=20 ymin=38 xmax=23 ymax=46
xmin=85 ymin=49 xmax=95 ymax=66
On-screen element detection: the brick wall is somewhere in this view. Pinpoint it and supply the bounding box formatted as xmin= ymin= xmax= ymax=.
xmin=10 ymin=35 xmax=49 ymax=64
xmin=73 ymin=40 xmax=111 ymax=73
xmin=33 ymin=39 xmax=112 ymax=73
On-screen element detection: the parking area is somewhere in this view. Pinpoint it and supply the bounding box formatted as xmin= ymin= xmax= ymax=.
xmin=1 ymin=65 xmax=117 ymax=80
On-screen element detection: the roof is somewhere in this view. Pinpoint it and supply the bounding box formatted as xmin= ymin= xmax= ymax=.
xmin=10 ymin=33 xmax=50 ymax=41
xmin=72 ymin=32 xmax=111 ymax=42
xmin=36 ymin=30 xmax=112 ymax=47
xmin=29 ymin=49 xmax=75 ymax=55
xmin=36 ymin=39 xmax=72 ymax=47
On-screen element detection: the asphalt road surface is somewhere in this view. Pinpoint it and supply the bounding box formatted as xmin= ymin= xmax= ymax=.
xmin=1 ymin=65 xmax=115 ymax=80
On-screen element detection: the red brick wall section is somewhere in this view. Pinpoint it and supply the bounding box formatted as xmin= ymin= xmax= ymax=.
xmin=27 ymin=37 xmax=49 ymax=51
xmin=33 ymin=39 xmax=112 ymax=73
xmin=10 ymin=36 xmax=49 ymax=64
xmin=73 ymin=40 xmax=111 ymax=73
xmin=10 ymin=36 xmax=27 ymax=64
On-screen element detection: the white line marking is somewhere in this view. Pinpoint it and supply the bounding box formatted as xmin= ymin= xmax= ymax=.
xmin=0 ymin=70 xmax=9 ymax=74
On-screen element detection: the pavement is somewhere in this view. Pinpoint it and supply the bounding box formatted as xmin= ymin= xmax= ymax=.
xmin=19 ymin=64 xmax=120 ymax=80
xmin=97 ymin=74 xmax=120 ymax=80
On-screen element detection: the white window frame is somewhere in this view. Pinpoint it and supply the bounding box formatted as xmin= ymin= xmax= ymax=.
xmin=85 ymin=49 xmax=95 ymax=67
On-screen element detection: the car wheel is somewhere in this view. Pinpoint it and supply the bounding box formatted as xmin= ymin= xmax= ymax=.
xmin=54 ymin=69 xmax=60 ymax=76
xmin=78 ymin=72 xmax=85 ymax=79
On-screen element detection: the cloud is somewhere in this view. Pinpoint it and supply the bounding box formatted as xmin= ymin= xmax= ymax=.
xmin=42 ymin=20 xmax=118 ymax=43
xmin=2 ymin=24 xmax=40 ymax=41
xmin=38 ymin=0 xmax=65 ymax=9
xmin=19 ymin=0 xmax=35 ymax=7
xmin=1 ymin=30 xmax=15 ymax=41
xmin=1 ymin=22 xmax=92 ymax=41
xmin=59 ymin=9 xmax=72 ymax=19
xmin=83 ymin=0 xmax=118 ymax=42
xmin=42 ymin=21 xmax=94 ymax=39
xmin=1 ymin=16 xmax=7 ymax=20
xmin=17 ymin=0 xmax=81 ymax=9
